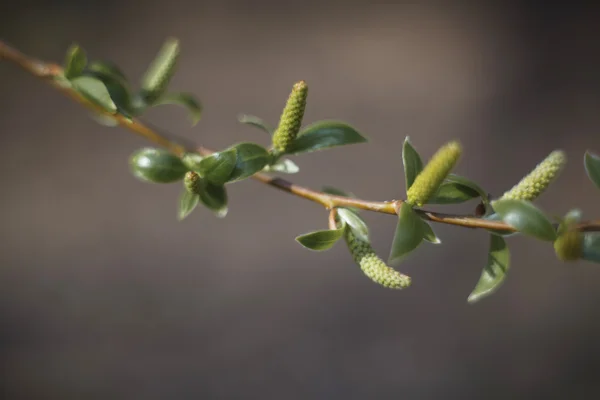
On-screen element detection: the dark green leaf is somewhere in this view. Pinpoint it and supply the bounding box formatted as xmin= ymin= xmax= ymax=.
xmin=427 ymin=182 xmax=480 ymax=204
xmin=155 ymin=92 xmax=202 ymax=126
xmin=286 ymin=121 xmax=368 ymax=154
xmin=388 ymin=203 xmax=425 ymax=264
xmin=197 ymin=182 xmax=228 ymax=218
xmin=71 ymin=76 xmax=117 ymax=114
xmin=263 ymin=158 xmax=299 ymax=174
xmin=227 ymin=142 xmax=270 ymax=182
xmin=181 ymin=152 xmax=204 ymax=172
xmin=584 ymin=151 xmax=600 ymax=190
xmin=140 ymin=37 xmax=180 ymax=104
xmin=64 ymin=44 xmax=87 ymax=79
xmin=197 ymin=149 xmax=237 ymax=185
xmin=86 ymin=60 xmax=128 ymax=83
xmin=84 ymin=61 xmax=134 ymax=115
xmin=492 ymin=199 xmax=557 ymax=241
xmin=129 ymin=148 xmax=188 ymax=183
xmin=422 ymin=221 xmax=441 ymax=244
xmin=483 ymin=213 xmax=519 ymax=237
xmin=445 ymin=174 xmax=490 ymax=205
xmin=468 ymin=235 xmax=510 ymax=303
xmin=295 ymin=227 xmax=345 ymax=251
xmin=238 ymin=114 xmax=274 ymax=135
xmin=337 ymin=208 xmax=369 ymax=242
xmin=582 ymin=233 xmax=600 ymax=264
xmin=178 ymin=189 xmax=199 ymax=220
xmin=402 ymin=136 xmax=423 ymax=192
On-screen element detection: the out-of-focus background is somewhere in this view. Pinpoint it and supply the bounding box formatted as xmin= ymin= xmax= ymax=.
xmin=2 ymin=1 xmax=600 ymax=398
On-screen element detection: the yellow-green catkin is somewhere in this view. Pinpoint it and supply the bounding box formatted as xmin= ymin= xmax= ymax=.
xmin=272 ymin=81 xmax=308 ymax=153
xmin=343 ymin=226 xmax=411 ymax=289
xmin=554 ymin=229 xmax=583 ymax=262
xmin=500 ymin=150 xmax=566 ymax=201
xmin=406 ymin=141 xmax=462 ymax=207
xmin=141 ymin=38 xmax=180 ymax=102
xmin=184 ymin=171 xmax=203 ymax=195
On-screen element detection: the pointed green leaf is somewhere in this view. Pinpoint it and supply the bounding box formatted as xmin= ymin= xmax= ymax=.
xmin=71 ymin=76 xmax=117 ymax=114
xmin=85 ymin=61 xmax=134 ymax=115
xmin=196 ymin=149 xmax=237 ymax=185
xmin=178 ymin=190 xmax=200 ymax=220
xmin=427 ymin=182 xmax=480 ymax=204
xmin=263 ymin=158 xmax=299 ymax=174
xmin=296 ymin=227 xmax=345 ymax=251
xmin=402 ymin=137 xmax=423 ymax=192
xmin=286 ymin=121 xmax=368 ymax=154
xmin=389 ymin=203 xmax=425 ymax=264
xmin=445 ymin=174 xmax=489 ymax=205
xmin=155 ymin=92 xmax=202 ymax=125
xmin=198 ymin=182 xmax=228 ymax=218
xmin=337 ymin=208 xmax=369 ymax=242
xmin=140 ymin=37 xmax=180 ymax=104
xmin=226 ymin=142 xmax=270 ymax=182
xmin=492 ymin=199 xmax=557 ymax=241
xmin=238 ymin=114 xmax=274 ymax=135
xmin=584 ymin=151 xmax=600 ymax=190
xmin=582 ymin=233 xmax=600 ymax=264
xmin=483 ymin=213 xmax=519 ymax=237
xmin=422 ymin=221 xmax=441 ymax=244
xmin=86 ymin=60 xmax=128 ymax=83
xmin=181 ymin=152 xmax=204 ymax=172
xmin=468 ymin=234 xmax=510 ymax=303
xmin=64 ymin=44 xmax=87 ymax=79
xmin=129 ymin=148 xmax=188 ymax=183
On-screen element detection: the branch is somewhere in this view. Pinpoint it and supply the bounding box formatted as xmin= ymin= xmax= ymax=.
xmin=2 ymin=39 xmax=599 ymax=233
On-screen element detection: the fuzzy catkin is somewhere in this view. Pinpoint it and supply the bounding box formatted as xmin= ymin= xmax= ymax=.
xmin=406 ymin=141 xmax=462 ymax=207
xmin=344 ymin=227 xmax=411 ymax=289
xmin=500 ymin=150 xmax=566 ymax=201
xmin=272 ymin=81 xmax=308 ymax=153
xmin=141 ymin=38 xmax=180 ymax=103
xmin=184 ymin=171 xmax=203 ymax=195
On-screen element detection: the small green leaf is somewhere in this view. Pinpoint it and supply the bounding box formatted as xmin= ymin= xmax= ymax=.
xmin=71 ymin=76 xmax=117 ymax=114
xmin=85 ymin=61 xmax=134 ymax=115
xmin=197 ymin=149 xmax=237 ymax=185
xmin=296 ymin=227 xmax=345 ymax=251
xmin=389 ymin=203 xmax=425 ymax=264
xmin=129 ymin=148 xmax=188 ymax=183
xmin=446 ymin=174 xmax=489 ymax=205
xmin=286 ymin=121 xmax=368 ymax=154
xmin=427 ymin=182 xmax=480 ymax=204
xmin=422 ymin=221 xmax=441 ymax=244
xmin=238 ymin=114 xmax=274 ymax=135
xmin=178 ymin=189 xmax=199 ymax=220
xmin=263 ymin=158 xmax=299 ymax=174
xmin=140 ymin=37 xmax=180 ymax=104
xmin=226 ymin=142 xmax=270 ymax=182
xmin=155 ymin=92 xmax=202 ymax=125
xmin=402 ymin=137 xmax=423 ymax=192
xmin=582 ymin=233 xmax=600 ymax=264
xmin=181 ymin=152 xmax=204 ymax=172
xmin=483 ymin=213 xmax=519 ymax=237
xmin=492 ymin=199 xmax=557 ymax=241
xmin=197 ymin=182 xmax=228 ymax=218
xmin=86 ymin=60 xmax=128 ymax=83
xmin=584 ymin=151 xmax=600 ymax=190
xmin=64 ymin=44 xmax=87 ymax=79
xmin=468 ymin=234 xmax=510 ymax=303
xmin=337 ymin=208 xmax=369 ymax=242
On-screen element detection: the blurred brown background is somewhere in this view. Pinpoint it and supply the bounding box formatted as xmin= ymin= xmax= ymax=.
xmin=2 ymin=1 xmax=600 ymax=398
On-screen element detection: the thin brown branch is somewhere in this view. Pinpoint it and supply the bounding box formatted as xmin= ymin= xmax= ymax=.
xmin=2 ymin=39 xmax=600 ymax=233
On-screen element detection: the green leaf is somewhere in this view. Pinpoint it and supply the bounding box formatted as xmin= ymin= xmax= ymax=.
xmin=483 ymin=213 xmax=519 ymax=237
xmin=388 ymin=203 xmax=425 ymax=264
xmin=286 ymin=121 xmax=368 ymax=154
xmin=468 ymin=235 xmax=510 ymax=303
xmin=63 ymin=44 xmax=87 ymax=79
xmin=129 ymin=148 xmax=188 ymax=183
xmin=226 ymin=142 xmax=270 ymax=182
xmin=85 ymin=61 xmax=133 ymax=115
xmin=86 ymin=60 xmax=128 ymax=83
xmin=582 ymin=233 xmax=600 ymax=264
xmin=238 ymin=114 xmax=274 ymax=135
xmin=196 ymin=149 xmax=237 ymax=185
xmin=337 ymin=208 xmax=369 ymax=242
xmin=140 ymin=37 xmax=180 ymax=104
xmin=447 ymin=174 xmax=489 ymax=204
xmin=492 ymin=199 xmax=557 ymax=241
xmin=181 ymin=152 xmax=204 ymax=172
xmin=71 ymin=76 xmax=117 ymax=114
xmin=422 ymin=221 xmax=441 ymax=244
xmin=155 ymin=92 xmax=202 ymax=125
xmin=427 ymin=182 xmax=480 ymax=204
xmin=584 ymin=151 xmax=600 ymax=190
xmin=178 ymin=190 xmax=199 ymax=220
xmin=197 ymin=182 xmax=228 ymax=218
xmin=402 ymin=136 xmax=423 ymax=192
xmin=263 ymin=158 xmax=299 ymax=174
xmin=296 ymin=227 xmax=345 ymax=251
